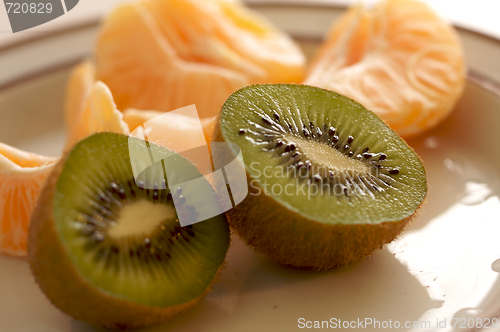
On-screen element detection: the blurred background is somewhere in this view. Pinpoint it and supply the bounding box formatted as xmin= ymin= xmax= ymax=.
xmin=1 ymin=0 xmax=500 ymax=47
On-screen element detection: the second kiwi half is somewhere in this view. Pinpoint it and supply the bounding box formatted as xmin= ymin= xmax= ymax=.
xmin=213 ymin=84 xmax=427 ymax=270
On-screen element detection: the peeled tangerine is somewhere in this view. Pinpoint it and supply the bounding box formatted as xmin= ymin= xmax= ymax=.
xmin=305 ymin=0 xmax=466 ymax=137
xmin=95 ymin=0 xmax=306 ymax=119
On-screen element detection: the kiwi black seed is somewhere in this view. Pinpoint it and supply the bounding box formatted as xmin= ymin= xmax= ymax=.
xmin=28 ymin=133 xmax=230 ymax=329
xmin=212 ymin=84 xmax=427 ymax=270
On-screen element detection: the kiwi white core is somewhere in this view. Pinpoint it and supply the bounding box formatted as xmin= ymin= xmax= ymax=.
xmin=293 ymin=136 xmax=369 ymax=174
xmin=108 ymin=200 xmax=174 ymax=239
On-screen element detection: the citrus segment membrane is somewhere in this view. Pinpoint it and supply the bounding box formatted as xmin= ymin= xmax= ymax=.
xmin=305 ymin=0 xmax=466 ymax=137
xmin=123 ymin=108 xmax=216 ymax=144
xmin=142 ymin=0 xmax=305 ymax=83
xmin=65 ymin=81 xmax=129 ymax=150
xmin=95 ymin=2 xmax=247 ymax=119
xmin=95 ymin=0 xmax=305 ymax=118
xmin=64 ymin=60 xmax=95 ymax=133
xmin=0 ymin=145 xmax=57 ymax=256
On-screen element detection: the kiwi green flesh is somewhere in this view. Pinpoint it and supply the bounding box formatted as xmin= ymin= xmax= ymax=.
xmin=51 ymin=133 xmax=229 ymax=307
xmin=219 ymin=84 xmax=427 ymax=225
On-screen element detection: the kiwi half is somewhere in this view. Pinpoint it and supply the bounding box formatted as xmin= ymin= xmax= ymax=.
xmin=213 ymin=84 xmax=427 ymax=270
xmin=28 ymin=133 xmax=230 ymax=329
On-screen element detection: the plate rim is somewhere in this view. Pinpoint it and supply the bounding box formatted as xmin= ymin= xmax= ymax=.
xmin=2 ymin=2 xmax=500 ymax=330
xmin=2 ymin=1 xmax=500 ymax=51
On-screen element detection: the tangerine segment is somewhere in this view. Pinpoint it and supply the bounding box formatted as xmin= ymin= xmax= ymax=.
xmin=124 ymin=108 xmax=215 ymax=175
xmin=305 ymin=0 xmax=466 ymax=137
xmin=143 ymin=0 xmax=305 ymax=84
xmin=65 ymin=81 xmax=129 ymax=150
xmin=0 ymin=144 xmax=57 ymax=256
xmin=64 ymin=60 xmax=95 ymax=134
xmin=95 ymin=0 xmax=305 ymax=118
xmin=123 ymin=108 xmax=216 ymax=144
xmin=96 ymin=3 xmax=246 ymax=119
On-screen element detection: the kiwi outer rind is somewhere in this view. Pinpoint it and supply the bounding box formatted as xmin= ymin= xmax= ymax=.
xmin=28 ymin=139 xmax=222 ymax=330
xmin=212 ymin=84 xmax=426 ymax=270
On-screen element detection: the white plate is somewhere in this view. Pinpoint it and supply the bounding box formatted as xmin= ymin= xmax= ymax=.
xmin=1 ymin=3 xmax=500 ymax=332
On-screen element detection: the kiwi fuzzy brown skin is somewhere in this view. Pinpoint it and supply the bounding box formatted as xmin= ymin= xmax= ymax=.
xmin=211 ymin=88 xmax=426 ymax=270
xmin=28 ymin=149 xmax=219 ymax=330
xmin=223 ymin=175 xmax=420 ymax=270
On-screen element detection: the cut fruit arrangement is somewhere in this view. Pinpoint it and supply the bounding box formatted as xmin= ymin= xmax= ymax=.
xmin=0 ymin=0 xmax=465 ymax=329
xmin=1 ymin=0 xmax=306 ymax=257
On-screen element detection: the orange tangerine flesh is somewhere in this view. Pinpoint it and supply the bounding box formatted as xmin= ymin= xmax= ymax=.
xmin=125 ymin=108 xmax=215 ymax=175
xmin=143 ymin=0 xmax=304 ymax=83
xmin=95 ymin=0 xmax=305 ymax=118
xmin=0 ymin=144 xmax=57 ymax=256
xmin=65 ymin=81 xmax=129 ymax=150
xmin=64 ymin=60 xmax=95 ymax=134
xmin=305 ymin=0 xmax=466 ymax=137
xmin=123 ymin=108 xmax=216 ymax=144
